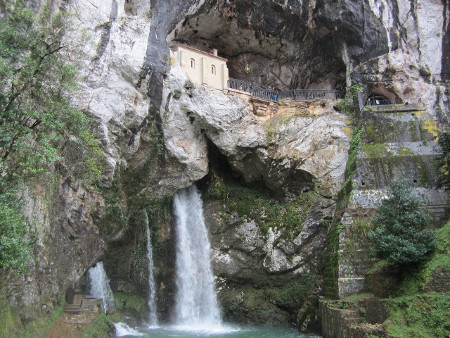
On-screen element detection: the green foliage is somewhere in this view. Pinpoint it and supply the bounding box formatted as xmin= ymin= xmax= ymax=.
xmin=395 ymin=220 xmax=450 ymax=295
xmin=335 ymin=84 xmax=363 ymax=116
xmin=385 ymin=293 xmax=450 ymax=338
xmin=0 ymin=286 xmax=65 ymax=338
xmin=368 ymin=177 xmax=435 ymax=265
xmin=0 ymin=0 xmax=102 ymax=183
xmin=324 ymin=125 xmax=364 ymax=298
xmin=113 ymin=292 xmax=146 ymax=313
xmin=436 ymin=131 xmax=450 ymax=190
xmin=361 ymin=143 xmax=391 ymax=158
xmin=337 ymin=126 xmax=364 ymax=208
xmin=206 ymin=177 xmax=318 ymax=236
xmin=78 ymin=313 xmax=114 ymax=338
xmin=0 ymin=1 xmax=103 ymax=271
xmin=97 ymin=170 xmax=127 ymax=236
xmin=0 ymin=189 xmax=31 ymax=273
xmin=323 ymin=220 xmax=339 ymax=299
xmin=380 ymin=221 xmax=450 ymax=337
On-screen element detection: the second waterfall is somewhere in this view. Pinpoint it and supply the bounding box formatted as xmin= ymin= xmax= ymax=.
xmin=173 ymin=185 xmax=222 ymax=329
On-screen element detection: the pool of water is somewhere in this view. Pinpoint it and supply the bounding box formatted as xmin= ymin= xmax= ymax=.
xmin=115 ymin=322 xmax=321 ymax=337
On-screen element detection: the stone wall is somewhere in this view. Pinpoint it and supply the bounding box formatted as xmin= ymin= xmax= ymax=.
xmin=335 ymin=104 xmax=449 ymax=298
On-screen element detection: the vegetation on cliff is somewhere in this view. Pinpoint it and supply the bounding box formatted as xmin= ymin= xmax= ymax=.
xmin=437 ymin=131 xmax=450 ymax=190
xmin=368 ymin=176 xmax=435 ymax=265
xmin=0 ymin=1 xmax=102 ymax=271
xmin=205 ymin=174 xmax=320 ymax=237
xmin=383 ymin=220 xmax=450 ymax=337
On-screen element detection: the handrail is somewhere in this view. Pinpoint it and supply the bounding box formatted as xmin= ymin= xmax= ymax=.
xmin=227 ymin=78 xmax=344 ymax=101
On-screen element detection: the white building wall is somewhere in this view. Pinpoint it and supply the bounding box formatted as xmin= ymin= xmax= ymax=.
xmin=171 ymin=44 xmax=228 ymax=90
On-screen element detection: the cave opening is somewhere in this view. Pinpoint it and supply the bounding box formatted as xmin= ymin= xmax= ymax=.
xmin=198 ymin=140 xmax=277 ymax=200
xmin=169 ymin=0 xmax=347 ymax=92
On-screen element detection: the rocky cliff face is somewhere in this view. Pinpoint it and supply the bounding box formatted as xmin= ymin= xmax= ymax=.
xmin=5 ymin=0 xmax=449 ymax=331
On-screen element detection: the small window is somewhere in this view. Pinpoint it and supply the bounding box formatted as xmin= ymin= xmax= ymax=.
xmin=211 ymin=65 xmax=216 ymax=75
xmin=190 ymin=58 xmax=195 ymax=68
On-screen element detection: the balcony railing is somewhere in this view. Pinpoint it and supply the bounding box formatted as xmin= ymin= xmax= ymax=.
xmin=227 ymin=78 xmax=344 ymax=101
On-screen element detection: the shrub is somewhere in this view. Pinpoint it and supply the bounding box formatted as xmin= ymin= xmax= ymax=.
xmin=368 ymin=177 xmax=435 ymax=265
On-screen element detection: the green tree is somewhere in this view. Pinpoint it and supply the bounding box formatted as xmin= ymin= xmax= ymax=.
xmin=368 ymin=177 xmax=435 ymax=265
xmin=0 ymin=0 xmax=102 ymax=272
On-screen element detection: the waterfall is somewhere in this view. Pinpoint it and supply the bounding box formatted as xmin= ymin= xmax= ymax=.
xmin=88 ymin=261 xmax=115 ymax=313
xmin=144 ymin=210 xmax=158 ymax=326
xmin=173 ymin=185 xmax=222 ymax=329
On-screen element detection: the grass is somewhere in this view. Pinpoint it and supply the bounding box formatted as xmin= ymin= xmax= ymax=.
xmin=78 ymin=313 xmax=114 ymax=338
xmin=385 ymin=293 xmax=449 ymax=337
xmin=380 ymin=221 xmax=450 ymax=337
xmin=0 ymin=286 xmax=65 ymax=338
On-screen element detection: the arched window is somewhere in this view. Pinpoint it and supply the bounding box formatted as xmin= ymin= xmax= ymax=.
xmin=211 ymin=64 xmax=216 ymax=75
xmin=190 ymin=58 xmax=195 ymax=68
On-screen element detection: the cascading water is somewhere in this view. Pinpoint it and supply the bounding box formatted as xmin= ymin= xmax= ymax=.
xmin=88 ymin=261 xmax=115 ymax=313
xmin=173 ymin=185 xmax=222 ymax=330
xmin=143 ymin=210 xmax=158 ymax=326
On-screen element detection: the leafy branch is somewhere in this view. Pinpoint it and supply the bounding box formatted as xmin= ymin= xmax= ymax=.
xmin=0 ymin=0 xmax=103 ymax=272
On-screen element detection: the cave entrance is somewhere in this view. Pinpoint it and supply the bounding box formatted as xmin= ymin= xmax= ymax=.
xmin=169 ymin=0 xmax=346 ymax=92
xmin=198 ymin=140 xmax=277 ymax=199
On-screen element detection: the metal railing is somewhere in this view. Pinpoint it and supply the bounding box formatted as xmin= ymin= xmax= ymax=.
xmin=278 ymin=89 xmax=345 ymax=101
xmin=227 ymin=78 xmax=344 ymax=101
xmin=228 ymin=78 xmax=277 ymax=101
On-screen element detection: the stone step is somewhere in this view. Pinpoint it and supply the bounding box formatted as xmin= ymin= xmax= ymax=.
xmin=64 ymin=309 xmax=85 ymax=314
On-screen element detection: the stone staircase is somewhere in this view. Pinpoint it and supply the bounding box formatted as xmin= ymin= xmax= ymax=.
xmin=319 ymin=295 xmax=388 ymax=338
xmin=63 ymin=294 xmax=100 ymax=314
xmin=337 ymin=107 xmax=449 ymax=298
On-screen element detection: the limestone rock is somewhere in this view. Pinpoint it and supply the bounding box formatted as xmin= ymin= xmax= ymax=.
xmin=6 ymin=0 xmax=450 ymax=330
xmin=163 ymin=65 xmax=351 ymax=198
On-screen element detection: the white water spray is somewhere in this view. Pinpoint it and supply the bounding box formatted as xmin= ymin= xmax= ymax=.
xmin=88 ymin=261 xmax=115 ymax=313
xmin=114 ymin=322 xmax=143 ymax=336
xmin=173 ymin=185 xmax=222 ymax=329
xmin=144 ymin=210 xmax=158 ymax=326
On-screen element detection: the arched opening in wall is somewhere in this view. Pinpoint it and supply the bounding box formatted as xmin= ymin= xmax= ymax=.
xmin=211 ymin=64 xmax=216 ymax=75
xmin=190 ymin=58 xmax=195 ymax=68
xmin=169 ymin=0 xmax=347 ymax=91
xmin=366 ymin=94 xmax=391 ymax=106
xmin=365 ymin=86 xmax=401 ymax=106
